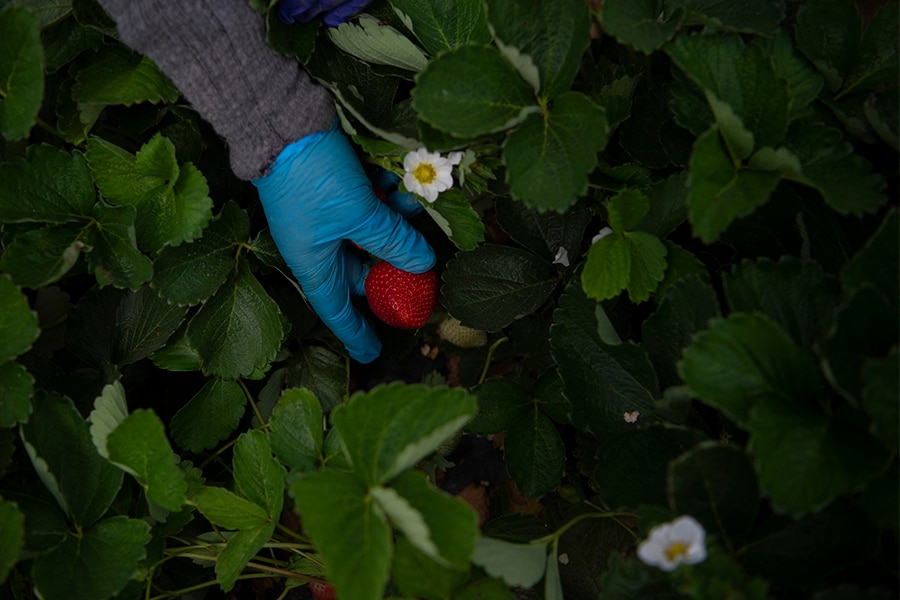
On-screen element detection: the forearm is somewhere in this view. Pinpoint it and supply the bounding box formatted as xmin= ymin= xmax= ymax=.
xmin=97 ymin=0 xmax=336 ymax=180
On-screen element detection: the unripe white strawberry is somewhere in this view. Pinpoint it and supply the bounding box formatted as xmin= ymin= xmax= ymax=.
xmin=437 ymin=317 xmax=487 ymax=348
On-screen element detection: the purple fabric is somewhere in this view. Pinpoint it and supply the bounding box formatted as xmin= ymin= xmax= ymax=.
xmin=277 ymin=0 xmax=372 ymax=27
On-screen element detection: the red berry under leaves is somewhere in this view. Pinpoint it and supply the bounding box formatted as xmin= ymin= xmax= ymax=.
xmin=365 ymin=261 xmax=437 ymax=329
xmin=309 ymin=581 xmax=336 ymax=600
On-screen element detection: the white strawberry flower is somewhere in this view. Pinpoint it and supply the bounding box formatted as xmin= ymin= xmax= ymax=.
xmin=402 ymin=147 xmax=461 ymax=203
xmin=637 ymin=515 xmax=707 ymax=572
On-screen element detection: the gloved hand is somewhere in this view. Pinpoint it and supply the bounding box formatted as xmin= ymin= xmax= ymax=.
xmin=277 ymin=0 xmax=372 ymax=27
xmin=253 ymin=121 xmax=435 ymax=363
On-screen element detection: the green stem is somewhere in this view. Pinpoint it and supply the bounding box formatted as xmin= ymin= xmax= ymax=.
xmin=147 ymin=573 xmax=274 ymax=600
xmin=477 ymin=336 xmax=508 ymax=384
xmin=239 ymin=378 xmax=267 ymax=426
xmin=276 ymin=522 xmax=310 ymax=544
xmin=532 ymin=510 xmax=638 ymax=546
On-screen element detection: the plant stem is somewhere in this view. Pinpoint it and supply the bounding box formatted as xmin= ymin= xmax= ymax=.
xmin=169 ymin=553 xmax=305 ymax=579
xmin=239 ymin=378 xmax=267 ymax=426
xmin=532 ymin=510 xmax=638 ymax=546
xmin=147 ymin=573 xmax=274 ymax=600
xmin=477 ymin=336 xmax=508 ymax=384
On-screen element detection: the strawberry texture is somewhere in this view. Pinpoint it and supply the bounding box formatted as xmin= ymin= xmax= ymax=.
xmin=365 ymin=261 xmax=437 ymax=329
xmin=309 ymin=581 xmax=336 ymax=600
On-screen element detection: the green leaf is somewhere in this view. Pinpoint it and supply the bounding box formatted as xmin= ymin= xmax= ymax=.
xmin=308 ymin=43 xmax=418 ymax=148
xmin=0 ymin=499 xmax=24 ymax=584
xmin=284 ymin=345 xmax=348 ymax=413
xmin=471 ymin=537 xmax=547 ymax=588
xmin=332 ymin=383 xmax=476 ymax=485
xmin=671 ymin=0 xmax=784 ymax=36
xmin=191 ymin=486 xmax=270 ymax=530
xmin=505 ymin=409 xmax=565 ymax=498
xmin=666 ymin=33 xmax=790 ymax=158
xmin=187 ymin=260 xmax=286 ymax=379
xmin=795 ymin=0 xmax=859 ymax=90
xmin=725 ymin=257 xmax=841 ymax=351
xmin=679 ymin=313 xmax=824 ymax=428
xmin=152 ymin=201 xmax=248 ymax=306
xmin=687 ymin=127 xmax=782 ymax=243
xmin=550 ymin=278 xmax=660 ymax=436
xmin=232 ymin=430 xmax=286 ymax=520
xmin=641 ymin=274 xmax=720 ymax=389
xmin=0 ymin=361 xmax=34 ymax=427
xmin=71 ymin=44 xmax=179 ymax=107
xmin=0 ymin=7 xmax=44 ymax=141
xmin=391 ymin=536 xmax=469 ymax=600
xmin=87 ymin=134 xmax=213 ymax=251
xmin=412 ymin=45 xmax=539 ymax=137
xmin=668 ymin=442 xmax=759 ymax=541
xmin=270 ymin=387 xmax=323 ymax=473
xmin=0 ymin=274 xmax=40 ymax=363
xmin=442 ymin=244 xmax=559 ymax=331
xmin=845 ymin=0 xmax=899 ymax=95
xmin=113 ymin=285 xmax=189 ymax=366
xmin=20 ymin=391 xmax=123 ymax=527
xmin=780 ymin=122 xmax=886 ymax=216
xmin=0 ymin=145 xmax=95 ymax=224
xmin=819 ymin=287 xmax=898 ymax=402
xmin=328 ymin=14 xmax=428 ymax=71
xmin=468 ymin=378 xmax=529 ymax=435
xmin=85 ymin=202 xmax=154 ymax=290
xmin=151 ymin=326 xmax=202 ymax=371
xmin=266 ymin=10 xmax=318 ymax=61
xmin=599 ymin=0 xmax=684 ymax=54
xmin=88 ymin=381 xmax=129 ymax=461
xmin=842 ymin=209 xmax=897 ymax=304
xmin=608 ymin=189 xmax=650 ymax=232
xmin=862 ymin=348 xmax=899 ymax=451
xmin=0 ymin=225 xmax=88 ymax=287
xmin=387 ymin=471 xmax=478 ymax=569
xmin=215 ymin=523 xmax=275 ymax=592
xmin=581 ymin=231 xmax=668 ymax=303
xmin=170 ymin=378 xmax=246 ymax=453
xmin=865 ymin=86 xmax=899 ymax=149
xmin=594 ymin=424 xmax=705 ymax=508
xmin=42 ymin=14 xmax=102 ymax=73
xmin=31 ymin=516 xmax=150 ymax=600
xmin=390 ymin=0 xmax=491 ymax=56
xmin=761 ymin=28 xmax=824 ymax=116
xmin=291 ymin=469 xmax=393 ymax=600
xmin=106 ymin=409 xmax=187 ymax=512
xmin=503 ymin=92 xmax=608 ymax=212
xmin=423 ymin=188 xmax=485 ymax=251
xmin=87 ymin=134 xmax=179 ymax=207
xmin=484 ymin=0 xmax=591 ymax=100
xmin=749 ymin=401 xmax=891 ymax=516
xmin=9 ymin=0 xmax=72 ymax=27
xmin=794 ymin=0 xmax=897 ymax=97
xmin=494 ymin=196 xmax=592 ymax=264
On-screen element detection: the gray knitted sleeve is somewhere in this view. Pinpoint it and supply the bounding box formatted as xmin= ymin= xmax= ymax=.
xmin=96 ymin=0 xmax=336 ymax=180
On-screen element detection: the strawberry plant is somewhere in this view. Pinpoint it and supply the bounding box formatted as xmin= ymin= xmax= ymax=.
xmin=0 ymin=0 xmax=897 ymax=599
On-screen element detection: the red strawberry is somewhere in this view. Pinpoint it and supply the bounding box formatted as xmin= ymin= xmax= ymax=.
xmin=373 ymin=186 xmax=388 ymax=204
xmin=309 ymin=581 xmax=336 ymax=600
xmin=365 ymin=261 xmax=437 ymax=329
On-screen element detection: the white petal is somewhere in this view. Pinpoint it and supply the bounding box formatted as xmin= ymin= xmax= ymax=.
xmin=422 ymin=186 xmax=439 ymax=203
xmin=447 ymin=151 xmax=464 ymax=165
xmin=552 ymin=247 xmax=570 ymax=267
xmin=591 ymin=226 xmax=614 ymax=244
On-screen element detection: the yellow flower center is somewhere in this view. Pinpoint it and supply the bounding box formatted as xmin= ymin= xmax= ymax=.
xmin=664 ymin=542 xmax=689 ymax=562
xmin=413 ymin=163 xmax=437 ymax=185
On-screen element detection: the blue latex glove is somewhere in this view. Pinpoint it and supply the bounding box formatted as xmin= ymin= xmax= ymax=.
xmin=277 ymin=0 xmax=372 ymax=27
xmin=252 ymin=121 xmax=435 ymax=363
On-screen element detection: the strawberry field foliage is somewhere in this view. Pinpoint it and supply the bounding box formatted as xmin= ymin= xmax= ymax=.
xmin=0 ymin=0 xmax=897 ymax=598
